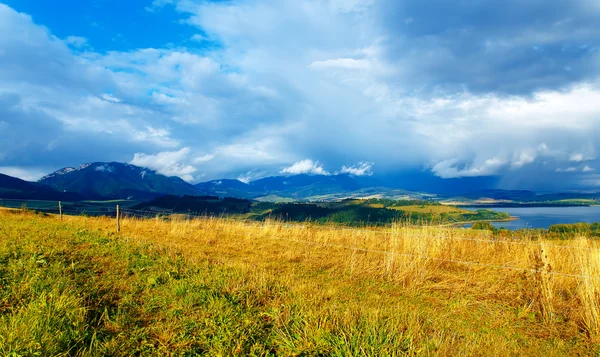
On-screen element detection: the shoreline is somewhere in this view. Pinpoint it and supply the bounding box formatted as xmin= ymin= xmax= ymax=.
xmin=442 ymin=216 xmax=519 ymax=227
xmin=456 ymin=204 xmax=596 ymax=208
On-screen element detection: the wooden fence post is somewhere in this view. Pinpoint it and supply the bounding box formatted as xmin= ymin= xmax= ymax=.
xmin=59 ymin=201 xmax=62 ymax=221
xmin=116 ymin=205 xmax=120 ymax=233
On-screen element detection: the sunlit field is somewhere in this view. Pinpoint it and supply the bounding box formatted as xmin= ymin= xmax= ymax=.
xmin=2 ymin=208 xmax=600 ymax=355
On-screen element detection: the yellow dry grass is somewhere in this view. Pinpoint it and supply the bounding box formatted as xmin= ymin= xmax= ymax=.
xmin=4 ymin=209 xmax=600 ymax=355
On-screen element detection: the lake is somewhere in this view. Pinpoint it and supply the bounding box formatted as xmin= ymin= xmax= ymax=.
xmin=463 ymin=206 xmax=600 ymax=230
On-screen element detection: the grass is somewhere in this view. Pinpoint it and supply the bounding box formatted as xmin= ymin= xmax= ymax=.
xmin=556 ymin=199 xmax=599 ymax=205
xmin=1 ymin=209 xmax=600 ymax=355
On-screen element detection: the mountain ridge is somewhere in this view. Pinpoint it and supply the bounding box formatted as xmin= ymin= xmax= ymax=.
xmin=0 ymin=172 xmax=83 ymax=201
xmin=38 ymin=162 xmax=199 ymax=200
xmin=2 ymin=161 xmax=599 ymax=203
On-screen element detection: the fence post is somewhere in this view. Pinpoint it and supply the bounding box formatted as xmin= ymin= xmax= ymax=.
xmin=116 ymin=205 xmax=120 ymax=233
xmin=58 ymin=201 xmax=62 ymax=221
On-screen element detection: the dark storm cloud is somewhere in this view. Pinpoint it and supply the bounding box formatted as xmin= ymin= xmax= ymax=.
xmin=377 ymin=0 xmax=600 ymax=94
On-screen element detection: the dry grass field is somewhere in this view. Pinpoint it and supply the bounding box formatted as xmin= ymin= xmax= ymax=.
xmin=2 ymin=208 xmax=600 ymax=355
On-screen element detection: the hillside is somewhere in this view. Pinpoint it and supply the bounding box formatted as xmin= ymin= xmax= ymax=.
xmin=134 ymin=196 xmax=510 ymax=226
xmin=0 ymin=173 xmax=83 ymax=201
xmin=195 ymin=173 xmax=432 ymax=201
xmin=39 ymin=162 xmax=199 ymax=200
xmin=1 ymin=210 xmax=597 ymax=355
xmin=195 ymin=179 xmax=261 ymax=198
xmin=444 ymin=189 xmax=600 ymax=206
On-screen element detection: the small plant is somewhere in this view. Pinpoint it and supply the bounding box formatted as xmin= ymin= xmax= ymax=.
xmin=472 ymin=221 xmax=497 ymax=232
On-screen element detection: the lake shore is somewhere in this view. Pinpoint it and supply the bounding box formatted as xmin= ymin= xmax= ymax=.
xmin=443 ymin=216 xmax=519 ymax=227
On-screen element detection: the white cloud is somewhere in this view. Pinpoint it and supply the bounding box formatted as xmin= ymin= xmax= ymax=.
xmin=194 ymin=154 xmax=214 ymax=163
xmin=583 ymin=165 xmax=595 ymax=172
xmin=237 ymin=171 xmax=265 ymax=183
xmin=130 ymin=148 xmax=197 ymax=182
xmin=511 ymin=149 xmax=537 ymax=168
xmin=0 ymin=166 xmax=47 ymax=181
xmin=556 ymin=167 xmax=577 ymax=173
xmin=94 ymin=164 xmax=115 ymax=173
xmin=190 ymin=34 xmax=206 ymax=42
xmin=570 ymin=153 xmax=585 ymax=162
xmin=132 ymin=127 xmax=179 ymax=148
xmin=101 ymin=93 xmax=121 ymax=103
xmin=339 ymin=162 xmax=373 ymax=176
xmin=281 ymin=159 xmax=329 ymax=175
xmin=432 ymin=158 xmax=507 ymax=179
xmin=65 ymin=36 xmax=88 ymax=48
xmin=145 ymin=0 xmax=173 ymax=12
xmin=309 ymin=58 xmax=370 ymax=71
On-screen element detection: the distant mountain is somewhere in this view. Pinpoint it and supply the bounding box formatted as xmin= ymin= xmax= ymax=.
xmin=458 ymin=190 xmax=538 ymax=201
xmin=195 ymin=173 xmax=430 ymax=201
xmin=194 ymin=174 xmax=365 ymax=200
xmin=0 ymin=173 xmax=83 ymax=201
xmin=39 ymin=162 xmax=199 ymax=200
xmin=195 ymin=179 xmax=261 ymax=199
xmin=456 ymin=189 xmax=600 ymax=202
xmin=251 ymin=174 xmax=362 ymax=197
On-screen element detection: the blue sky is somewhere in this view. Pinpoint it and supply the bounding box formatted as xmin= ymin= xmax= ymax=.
xmin=0 ymin=0 xmax=600 ymax=191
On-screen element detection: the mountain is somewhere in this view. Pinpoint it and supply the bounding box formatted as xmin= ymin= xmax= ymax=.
xmin=251 ymin=174 xmax=362 ymax=198
xmin=0 ymin=173 xmax=83 ymax=201
xmin=195 ymin=179 xmax=261 ymax=198
xmin=194 ymin=173 xmax=431 ymax=201
xmin=454 ymin=189 xmax=600 ymax=202
xmin=194 ymin=174 xmax=365 ymax=200
xmin=457 ymin=190 xmax=538 ymax=201
xmin=39 ymin=162 xmax=199 ymax=200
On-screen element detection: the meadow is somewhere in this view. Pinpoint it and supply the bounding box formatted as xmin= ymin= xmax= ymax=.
xmin=1 ymin=208 xmax=600 ymax=355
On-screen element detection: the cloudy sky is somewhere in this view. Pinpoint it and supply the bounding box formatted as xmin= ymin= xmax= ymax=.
xmin=1 ymin=0 xmax=599 ymax=191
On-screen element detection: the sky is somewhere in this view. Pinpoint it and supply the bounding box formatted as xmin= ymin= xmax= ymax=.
xmin=0 ymin=0 xmax=600 ymax=191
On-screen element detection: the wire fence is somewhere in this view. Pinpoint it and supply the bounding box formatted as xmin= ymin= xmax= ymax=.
xmin=2 ymin=197 xmax=600 ymax=280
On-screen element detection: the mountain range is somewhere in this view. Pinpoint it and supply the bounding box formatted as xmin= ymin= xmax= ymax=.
xmin=0 ymin=161 xmax=598 ymax=203
xmin=0 ymin=172 xmax=83 ymax=201
xmin=38 ymin=162 xmax=199 ymax=200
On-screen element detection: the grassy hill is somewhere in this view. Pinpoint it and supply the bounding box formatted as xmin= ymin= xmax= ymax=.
xmin=1 ymin=210 xmax=599 ymax=355
xmin=134 ymin=196 xmax=510 ymax=226
xmin=0 ymin=173 xmax=83 ymax=201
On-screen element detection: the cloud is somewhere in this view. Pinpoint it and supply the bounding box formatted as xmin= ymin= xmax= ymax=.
xmin=94 ymin=164 xmax=115 ymax=173
xmin=432 ymin=158 xmax=507 ymax=179
xmin=0 ymin=166 xmax=47 ymax=182
xmin=101 ymin=93 xmax=121 ymax=103
xmin=2 ymin=1 xmax=600 ymax=191
xmin=309 ymin=58 xmax=371 ymax=71
xmin=65 ymin=36 xmax=88 ymax=48
xmin=339 ymin=162 xmax=373 ymax=176
xmin=130 ymin=148 xmax=197 ymax=182
xmin=190 ymin=34 xmax=206 ymax=42
xmin=377 ymin=0 xmax=600 ymax=94
xmin=583 ymin=165 xmax=595 ymax=172
xmin=145 ymin=0 xmax=173 ymax=12
xmin=193 ymin=154 xmax=214 ymax=163
xmin=281 ymin=159 xmax=329 ymax=176
xmin=511 ymin=149 xmax=537 ymax=168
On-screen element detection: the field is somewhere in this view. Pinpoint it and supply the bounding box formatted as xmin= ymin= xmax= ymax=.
xmin=2 ymin=209 xmax=600 ymax=355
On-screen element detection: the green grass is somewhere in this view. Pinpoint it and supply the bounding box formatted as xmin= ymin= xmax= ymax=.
xmin=0 ymin=219 xmax=278 ymax=355
xmin=0 ymin=210 xmax=597 ymax=356
xmin=388 ymin=205 xmax=470 ymax=214
xmin=0 ymin=212 xmax=420 ymax=355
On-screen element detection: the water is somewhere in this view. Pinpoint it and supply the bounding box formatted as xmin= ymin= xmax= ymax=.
xmin=463 ymin=206 xmax=600 ymax=230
